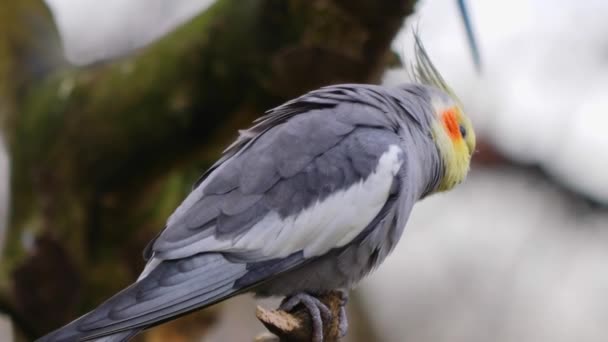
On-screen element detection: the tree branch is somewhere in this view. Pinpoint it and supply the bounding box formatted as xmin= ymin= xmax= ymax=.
xmin=1 ymin=0 xmax=415 ymax=339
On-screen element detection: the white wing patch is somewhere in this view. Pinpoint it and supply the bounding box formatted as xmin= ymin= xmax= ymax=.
xmin=239 ymin=144 xmax=402 ymax=258
xmin=162 ymin=144 xmax=403 ymax=260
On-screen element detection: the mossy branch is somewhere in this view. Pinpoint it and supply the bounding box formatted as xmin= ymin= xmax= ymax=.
xmin=1 ymin=0 xmax=415 ymax=339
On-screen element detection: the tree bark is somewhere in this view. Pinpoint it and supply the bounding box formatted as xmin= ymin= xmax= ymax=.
xmin=0 ymin=0 xmax=415 ymax=339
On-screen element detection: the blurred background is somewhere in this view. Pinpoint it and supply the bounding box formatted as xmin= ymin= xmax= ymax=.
xmin=1 ymin=0 xmax=607 ymax=341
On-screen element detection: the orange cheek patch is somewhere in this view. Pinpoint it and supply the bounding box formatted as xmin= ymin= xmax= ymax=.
xmin=441 ymin=108 xmax=461 ymax=140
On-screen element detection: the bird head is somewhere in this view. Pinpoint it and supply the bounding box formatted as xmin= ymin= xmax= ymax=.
xmin=410 ymin=33 xmax=476 ymax=192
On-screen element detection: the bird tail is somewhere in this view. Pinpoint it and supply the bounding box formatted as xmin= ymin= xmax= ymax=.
xmin=89 ymin=329 xmax=142 ymax=342
xmin=36 ymin=253 xmax=248 ymax=342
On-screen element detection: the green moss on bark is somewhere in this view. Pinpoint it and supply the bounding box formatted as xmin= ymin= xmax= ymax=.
xmin=1 ymin=0 xmax=415 ymax=338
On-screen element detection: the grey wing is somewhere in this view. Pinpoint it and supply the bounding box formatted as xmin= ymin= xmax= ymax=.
xmin=39 ymin=99 xmax=405 ymax=342
xmin=153 ymin=104 xmax=402 ymax=261
xmin=38 ymin=253 xmax=248 ymax=342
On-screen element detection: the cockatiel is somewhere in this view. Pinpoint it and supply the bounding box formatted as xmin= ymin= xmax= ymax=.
xmin=39 ymin=34 xmax=475 ymax=342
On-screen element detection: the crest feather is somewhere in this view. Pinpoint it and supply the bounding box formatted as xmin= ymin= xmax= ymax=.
xmin=411 ymin=31 xmax=460 ymax=103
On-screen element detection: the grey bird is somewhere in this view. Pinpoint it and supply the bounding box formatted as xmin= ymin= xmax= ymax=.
xmin=38 ymin=36 xmax=476 ymax=342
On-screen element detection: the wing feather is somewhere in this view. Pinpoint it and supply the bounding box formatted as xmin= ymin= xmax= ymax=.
xmin=152 ymin=102 xmax=403 ymax=262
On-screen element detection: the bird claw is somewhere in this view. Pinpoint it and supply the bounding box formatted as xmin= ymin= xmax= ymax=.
xmin=280 ymin=292 xmax=332 ymax=342
xmin=336 ymin=289 xmax=349 ymax=305
xmin=336 ymin=290 xmax=349 ymax=337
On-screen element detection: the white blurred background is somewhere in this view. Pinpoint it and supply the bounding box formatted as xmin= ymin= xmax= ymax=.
xmin=3 ymin=0 xmax=607 ymax=341
xmin=44 ymin=0 xmax=216 ymax=64
xmin=392 ymin=0 xmax=608 ymax=203
xmin=373 ymin=0 xmax=608 ymax=340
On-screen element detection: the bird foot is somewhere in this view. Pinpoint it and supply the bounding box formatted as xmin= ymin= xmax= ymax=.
xmin=280 ymin=292 xmax=332 ymax=342
xmin=256 ymin=291 xmax=349 ymax=341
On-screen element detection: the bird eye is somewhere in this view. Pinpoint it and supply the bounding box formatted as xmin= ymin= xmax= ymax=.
xmin=459 ymin=124 xmax=467 ymax=138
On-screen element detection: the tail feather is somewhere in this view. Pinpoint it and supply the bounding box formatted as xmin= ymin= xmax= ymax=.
xmin=90 ymin=329 xmax=141 ymax=342
xmin=37 ymin=253 xmax=247 ymax=342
